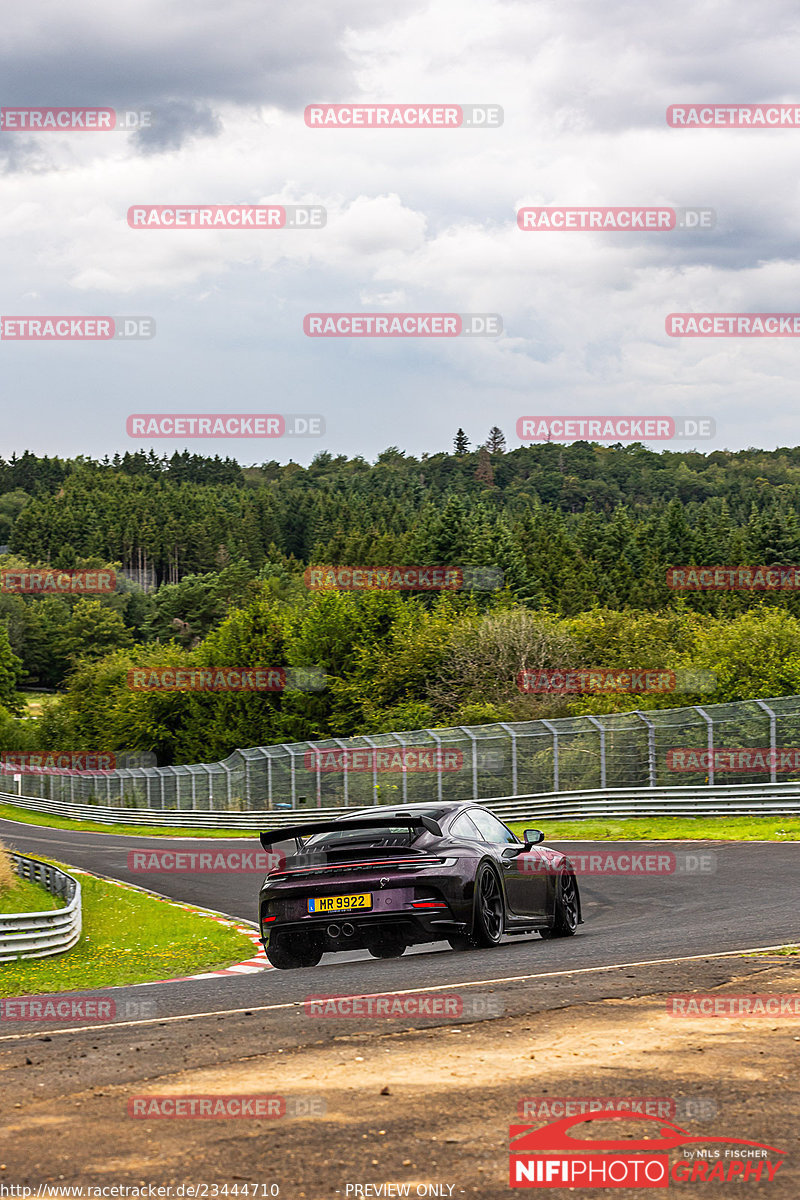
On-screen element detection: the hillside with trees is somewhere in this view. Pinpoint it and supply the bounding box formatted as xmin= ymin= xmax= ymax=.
xmin=2 ymin=436 xmax=800 ymax=762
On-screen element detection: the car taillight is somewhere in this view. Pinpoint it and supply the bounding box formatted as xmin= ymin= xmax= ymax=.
xmin=410 ymin=899 xmax=448 ymax=909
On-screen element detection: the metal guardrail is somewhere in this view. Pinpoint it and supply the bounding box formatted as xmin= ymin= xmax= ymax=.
xmin=0 ymin=854 xmax=82 ymax=961
xmin=2 ymin=781 xmax=800 ymax=831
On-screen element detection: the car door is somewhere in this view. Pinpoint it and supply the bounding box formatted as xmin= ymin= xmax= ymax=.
xmin=465 ymin=808 xmax=547 ymax=918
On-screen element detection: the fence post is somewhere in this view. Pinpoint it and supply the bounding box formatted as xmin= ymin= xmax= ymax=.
xmin=362 ymin=735 xmax=379 ymax=803
xmin=694 ymin=706 xmax=715 ymax=786
xmin=427 ymin=730 xmax=444 ymax=803
xmin=585 ymin=715 xmax=606 ymax=789
xmin=498 ymin=722 xmax=518 ymax=795
xmin=280 ymin=745 xmax=297 ymax=807
xmin=754 ymin=699 xmax=778 ymax=784
xmin=393 ymin=734 xmax=408 ymax=804
xmin=541 ymin=720 xmax=559 ymax=792
xmin=634 ymin=712 xmax=657 ymax=787
xmin=459 ymin=727 xmax=479 ymax=799
xmin=333 ymin=739 xmax=349 ymax=807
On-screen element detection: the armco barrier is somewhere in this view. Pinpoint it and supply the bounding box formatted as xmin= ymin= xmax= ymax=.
xmin=0 ymin=854 xmax=82 ymax=961
xmin=2 ymin=780 xmax=800 ymax=830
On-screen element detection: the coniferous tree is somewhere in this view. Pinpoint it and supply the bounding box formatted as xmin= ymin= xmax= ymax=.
xmin=485 ymin=427 xmax=506 ymax=454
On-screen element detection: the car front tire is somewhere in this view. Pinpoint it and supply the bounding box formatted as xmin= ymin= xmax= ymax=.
xmin=540 ymin=870 xmax=579 ymax=938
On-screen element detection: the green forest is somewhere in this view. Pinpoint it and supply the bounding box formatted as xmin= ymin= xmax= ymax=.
xmin=2 ymin=436 xmax=800 ymax=764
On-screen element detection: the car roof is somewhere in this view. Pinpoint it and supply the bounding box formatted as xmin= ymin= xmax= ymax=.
xmin=349 ymin=801 xmax=469 ymax=820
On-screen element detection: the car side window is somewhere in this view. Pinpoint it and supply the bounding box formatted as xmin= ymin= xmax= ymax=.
xmin=450 ymin=812 xmax=483 ymax=840
xmin=467 ymin=808 xmax=519 ymax=844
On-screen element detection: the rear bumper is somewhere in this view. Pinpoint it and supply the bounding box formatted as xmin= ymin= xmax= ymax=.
xmin=260 ymin=908 xmax=466 ymax=952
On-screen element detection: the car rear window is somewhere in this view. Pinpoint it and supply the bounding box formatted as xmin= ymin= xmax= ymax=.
xmin=303 ymin=825 xmax=420 ymax=848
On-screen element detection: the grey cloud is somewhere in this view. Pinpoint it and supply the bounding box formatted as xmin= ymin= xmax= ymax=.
xmin=0 ymin=0 xmax=424 ymax=150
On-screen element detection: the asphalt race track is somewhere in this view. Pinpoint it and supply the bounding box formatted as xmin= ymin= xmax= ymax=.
xmin=1 ymin=817 xmax=798 ymax=1034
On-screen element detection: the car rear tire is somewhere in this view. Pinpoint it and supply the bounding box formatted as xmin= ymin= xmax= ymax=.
xmin=447 ymin=934 xmax=475 ymax=951
xmin=367 ymin=939 xmax=406 ymax=959
xmin=540 ymin=870 xmax=579 ymax=938
xmin=265 ymin=935 xmax=324 ymax=969
xmin=469 ymin=863 xmax=504 ymax=948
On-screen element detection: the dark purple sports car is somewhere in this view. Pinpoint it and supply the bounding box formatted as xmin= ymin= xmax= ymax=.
xmin=258 ymin=801 xmax=582 ymax=969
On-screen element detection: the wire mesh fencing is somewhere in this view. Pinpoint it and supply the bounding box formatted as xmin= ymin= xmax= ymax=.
xmin=3 ymin=694 xmax=800 ymax=812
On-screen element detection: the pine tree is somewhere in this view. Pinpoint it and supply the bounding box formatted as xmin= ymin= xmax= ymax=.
xmin=454 ymin=429 xmax=470 ymax=455
xmin=485 ymin=427 xmax=506 ymax=454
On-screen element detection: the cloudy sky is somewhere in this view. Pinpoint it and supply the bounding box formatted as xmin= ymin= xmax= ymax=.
xmin=3 ymin=0 xmax=800 ymax=464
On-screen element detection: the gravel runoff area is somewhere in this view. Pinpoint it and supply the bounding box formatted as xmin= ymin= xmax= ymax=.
xmin=0 ymin=953 xmax=798 ymax=1198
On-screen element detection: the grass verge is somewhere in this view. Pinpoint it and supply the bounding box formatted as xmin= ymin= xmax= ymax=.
xmin=513 ymin=811 xmax=800 ymax=840
xmin=0 ymin=801 xmax=256 ymax=838
xmin=2 ymin=801 xmax=799 ymax=842
xmin=0 ymin=875 xmax=64 ymax=914
xmin=508 ymin=816 xmax=800 ymax=840
xmin=0 ymin=868 xmax=257 ymax=997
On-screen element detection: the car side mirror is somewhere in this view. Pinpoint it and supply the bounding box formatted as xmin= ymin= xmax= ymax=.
xmin=523 ymin=829 xmax=544 ymax=846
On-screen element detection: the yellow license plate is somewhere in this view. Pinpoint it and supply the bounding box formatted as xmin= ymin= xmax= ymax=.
xmin=308 ymin=893 xmax=373 ymax=913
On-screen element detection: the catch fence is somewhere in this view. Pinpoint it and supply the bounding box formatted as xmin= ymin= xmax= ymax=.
xmin=3 ymin=695 xmax=800 ymax=813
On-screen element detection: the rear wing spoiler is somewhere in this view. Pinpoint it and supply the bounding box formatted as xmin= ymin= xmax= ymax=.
xmin=259 ymin=814 xmax=443 ymax=851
